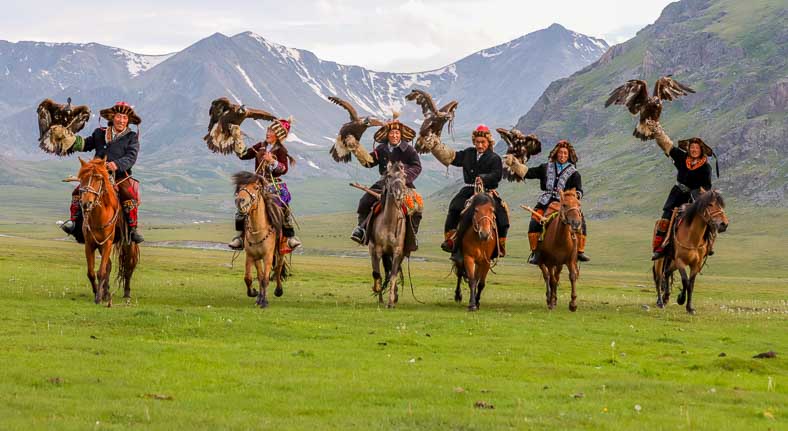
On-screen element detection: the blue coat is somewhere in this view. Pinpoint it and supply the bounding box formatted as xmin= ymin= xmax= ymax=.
xmin=74 ymin=127 xmax=139 ymax=178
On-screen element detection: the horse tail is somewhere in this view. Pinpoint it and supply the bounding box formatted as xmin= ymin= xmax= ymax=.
xmin=113 ymin=216 xmax=138 ymax=295
xmin=271 ymin=252 xmax=290 ymax=281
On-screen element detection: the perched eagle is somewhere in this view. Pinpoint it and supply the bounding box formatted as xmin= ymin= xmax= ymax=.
xmin=37 ymin=97 xmax=91 ymax=154
xmin=327 ymin=96 xmax=384 ymax=163
xmin=204 ymin=97 xmax=277 ymax=154
xmin=496 ymin=127 xmax=541 ymax=182
xmin=604 ymin=75 xmax=695 ymax=141
xmin=405 ymin=89 xmax=458 ymax=154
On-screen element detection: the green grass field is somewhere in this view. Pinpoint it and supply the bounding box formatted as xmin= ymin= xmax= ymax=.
xmin=0 ymin=208 xmax=786 ymax=430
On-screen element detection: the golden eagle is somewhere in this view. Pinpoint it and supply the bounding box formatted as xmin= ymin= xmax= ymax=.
xmin=405 ymin=89 xmax=458 ymax=154
xmin=327 ymin=96 xmax=384 ymax=163
xmin=204 ymin=97 xmax=277 ymax=154
xmin=496 ymin=127 xmax=541 ymax=182
xmin=605 ymin=76 xmax=695 ymax=140
xmin=37 ymin=97 xmax=91 ymax=154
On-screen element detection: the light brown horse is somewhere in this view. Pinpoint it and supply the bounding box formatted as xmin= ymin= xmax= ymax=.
xmin=653 ymin=189 xmax=728 ymax=314
xmin=453 ymin=189 xmax=498 ymax=311
xmin=536 ymin=189 xmax=582 ymax=311
xmin=369 ymin=162 xmax=409 ymax=308
xmin=233 ymin=172 xmax=287 ymax=308
xmin=77 ymin=157 xmax=138 ymax=306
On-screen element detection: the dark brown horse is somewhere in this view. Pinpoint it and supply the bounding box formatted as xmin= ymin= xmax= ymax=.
xmin=453 ymin=186 xmax=498 ymax=311
xmin=77 ymin=157 xmax=138 ymax=306
xmin=653 ymin=189 xmax=728 ymax=314
xmin=536 ymin=189 xmax=582 ymax=311
xmin=233 ymin=172 xmax=288 ymax=308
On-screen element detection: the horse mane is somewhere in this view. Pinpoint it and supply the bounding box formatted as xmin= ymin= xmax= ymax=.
xmin=232 ymin=171 xmax=260 ymax=192
xmin=681 ymin=190 xmax=724 ymax=224
xmin=456 ymin=193 xmax=493 ymax=239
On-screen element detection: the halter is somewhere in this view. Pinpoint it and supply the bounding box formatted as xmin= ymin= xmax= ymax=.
xmin=703 ymin=206 xmax=726 ymax=232
xmin=559 ymin=202 xmax=583 ymax=232
xmin=235 ymin=182 xmax=261 ymax=215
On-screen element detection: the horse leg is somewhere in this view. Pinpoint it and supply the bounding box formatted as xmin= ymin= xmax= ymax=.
xmin=123 ymin=243 xmax=138 ymax=301
xmin=652 ymin=262 xmax=664 ymax=309
xmin=551 ymin=266 xmax=561 ymax=309
xmin=677 ymin=266 xmax=691 ymax=312
xmin=465 ymin=258 xmax=478 ymax=311
xmin=685 ymin=270 xmax=699 ymax=315
xmin=475 ymin=261 xmax=490 ymax=309
xmin=103 ymin=257 xmax=112 ymax=303
xmin=255 ymin=256 xmax=271 ymax=309
xmin=539 ymin=264 xmax=551 ymax=309
xmin=371 ymin=250 xmax=383 ymax=304
xmin=568 ymin=263 xmax=578 ymax=312
xmin=273 ymin=256 xmax=284 ymax=298
xmin=386 ymin=254 xmax=402 ymax=308
xmin=244 ymin=255 xmax=257 ymax=298
xmin=98 ymin=242 xmax=113 ymax=307
xmin=454 ymin=272 xmax=463 ymax=303
xmin=85 ymin=245 xmax=98 ymax=302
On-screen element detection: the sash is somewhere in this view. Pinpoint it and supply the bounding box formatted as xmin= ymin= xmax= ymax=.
xmin=538 ymin=163 xmax=577 ymax=205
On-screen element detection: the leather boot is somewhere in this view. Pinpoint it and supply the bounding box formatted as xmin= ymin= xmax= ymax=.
xmin=62 ymin=196 xmax=81 ymax=235
xmin=441 ymin=230 xmax=456 ymax=253
xmin=577 ymin=234 xmax=590 ymax=262
xmin=123 ymin=200 xmax=144 ymax=243
xmin=527 ymin=232 xmax=540 ymax=265
xmin=651 ymin=218 xmax=670 ymax=260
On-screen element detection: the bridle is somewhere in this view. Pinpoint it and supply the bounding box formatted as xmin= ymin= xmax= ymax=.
xmin=235 ymin=182 xmax=261 ymax=216
xmin=472 ymin=198 xmax=496 ymax=237
xmin=79 ymin=169 xmax=119 ymax=245
xmin=559 ymin=201 xmax=583 ymax=233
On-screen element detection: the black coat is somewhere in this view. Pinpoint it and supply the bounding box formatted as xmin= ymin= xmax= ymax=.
xmin=669 ymin=147 xmax=712 ymax=190
xmin=366 ymin=141 xmax=422 ymax=187
xmin=450 ymin=147 xmax=503 ymax=190
xmin=524 ymin=162 xmax=583 ymax=197
xmin=77 ymin=127 xmax=140 ymax=179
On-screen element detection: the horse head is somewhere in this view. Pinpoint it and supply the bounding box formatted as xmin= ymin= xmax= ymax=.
xmin=384 ymin=161 xmax=407 ymax=205
xmin=471 ymin=193 xmax=496 ymax=241
xmin=77 ymin=156 xmax=111 ymax=214
xmin=703 ymin=189 xmax=728 ymax=233
xmin=559 ymin=189 xmax=583 ymax=233
xmin=232 ymin=171 xmax=263 ymax=216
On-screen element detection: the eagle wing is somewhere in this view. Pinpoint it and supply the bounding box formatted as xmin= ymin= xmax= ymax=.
xmin=654 ymin=76 xmax=695 ymax=102
xmin=65 ymin=104 xmax=91 ymax=134
xmin=207 ymin=97 xmax=233 ymax=133
xmin=328 ymin=96 xmax=359 ymax=122
xmin=37 ymin=99 xmax=56 ymax=139
xmin=605 ymin=80 xmax=649 ymax=114
xmin=405 ymin=89 xmax=438 ymax=116
xmin=242 ymin=107 xmax=277 ymax=122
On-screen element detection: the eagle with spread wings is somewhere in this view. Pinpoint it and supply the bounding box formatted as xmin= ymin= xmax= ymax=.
xmin=496 ymin=127 xmax=541 ymax=182
xmin=327 ymin=96 xmax=384 ymax=163
xmin=605 ymin=75 xmax=695 ymax=141
xmin=37 ymin=97 xmax=91 ymax=155
xmin=405 ymin=89 xmax=458 ymax=154
xmin=204 ymin=97 xmax=277 ymax=154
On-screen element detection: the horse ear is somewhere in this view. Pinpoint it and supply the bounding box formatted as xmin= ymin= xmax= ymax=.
xmin=78 ymin=156 xmax=87 ymax=166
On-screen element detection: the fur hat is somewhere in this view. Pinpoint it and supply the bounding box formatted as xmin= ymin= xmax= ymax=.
xmin=471 ymin=124 xmax=495 ymax=145
xmin=373 ymin=112 xmax=416 ymax=143
xmin=100 ymin=101 xmax=141 ymax=125
xmin=269 ymin=117 xmax=292 ymax=142
xmin=678 ymin=137 xmax=714 ymax=157
xmin=549 ymin=140 xmax=578 ymax=164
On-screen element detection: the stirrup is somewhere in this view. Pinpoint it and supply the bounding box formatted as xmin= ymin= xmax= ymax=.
xmin=287 ymin=236 xmax=302 ymax=249
xmin=651 ymin=249 xmax=665 ymax=261
xmin=228 ymin=236 xmax=244 ymax=250
xmin=440 ymin=240 xmax=453 ymax=253
xmin=129 ymin=228 xmax=145 ymax=243
xmin=350 ymin=226 xmax=365 ymax=244
xmin=528 ymin=251 xmax=540 ymax=265
xmin=577 ymin=252 xmax=590 ymax=262
xmin=61 ymin=220 xmax=76 ymax=235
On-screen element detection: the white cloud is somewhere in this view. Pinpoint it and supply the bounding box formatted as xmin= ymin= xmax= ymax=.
xmin=1 ymin=0 xmax=674 ymax=71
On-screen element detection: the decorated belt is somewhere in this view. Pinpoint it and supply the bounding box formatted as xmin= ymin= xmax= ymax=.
xmin=675 ymin=182 xmax=691 ymax=193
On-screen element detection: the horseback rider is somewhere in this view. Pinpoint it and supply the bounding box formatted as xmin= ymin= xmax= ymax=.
xmin=229 ymin=117 xmax=302 ymax=252
xmin=349 ymin=113 xmax=422 ymax=244
xmin=437 ymin=124 xmax=510 ymax=257
xmin=650 ymin=124 xmax=715 ymax=260
xmin=60 ymin=101 xmax=144 ymax=243
xmin=506 ymin=140 xmax=589 ymax=264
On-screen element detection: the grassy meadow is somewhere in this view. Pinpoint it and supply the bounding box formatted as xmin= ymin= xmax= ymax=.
xmin=0 ymin=203 xmax=786 ymax=430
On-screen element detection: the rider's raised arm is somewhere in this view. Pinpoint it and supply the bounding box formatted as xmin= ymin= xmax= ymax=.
xmin=69 ymin=128 xmax=98 ymax=154
xmin=238 ymin=142 xmax=262 ymax=160
xmin=524 ymin=163 xmax=546 ymax=181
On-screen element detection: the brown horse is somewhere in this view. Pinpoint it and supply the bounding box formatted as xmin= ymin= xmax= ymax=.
xmin=233 ymin=172 xmax=287 ymax=308
xmin=536 ymin=189 xmax=582 ymax=311
xmin=76 ymin=157 xmax=138 ymax=306
xmin=453 ymin=188 xmax=498 ymax=311
xmin=653 ymin=189 xmax=728 ymax=314
xmin=369 ymin=162 xmax=409 ymax=308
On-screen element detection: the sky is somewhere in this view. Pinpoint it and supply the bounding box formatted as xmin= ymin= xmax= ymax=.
xmin=1 ymin=0 xmax=675 ymax=72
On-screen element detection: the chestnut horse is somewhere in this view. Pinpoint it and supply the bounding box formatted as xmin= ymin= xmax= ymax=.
xmin=453 ymin=185 xmax=498 ymax=311
xmin=536 ymin=189 xmax=582 ymax=311
xmin=233 ymin=172 xmax=288 ymax=308
xmin=76 ymin=157 xmax=138 ymax=306
xmin=653 ymin=189 xmax=728 ymax=314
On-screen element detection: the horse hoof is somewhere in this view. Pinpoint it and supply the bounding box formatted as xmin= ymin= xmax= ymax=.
xmin=454 ymin=295 xmax=462 ymax=303
xmin=677 ymin=293 xmax=686 ymax=305
xmin=386 ymin=303 xmax=395 ymax=309
xmin=274 ymin=287 xmax=283 ymax=297
xmin=656 ymin=302 xmax=665 ymax=309
xmin=687 ymin=308 xmax=696 ymax=315
xmin=569 ymin=303 xmax=577 ymax=312
xmin=468 ymin=305 xmax=478 ymax=312
xmin=247 ymin=289 xmax=258 ymax=298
